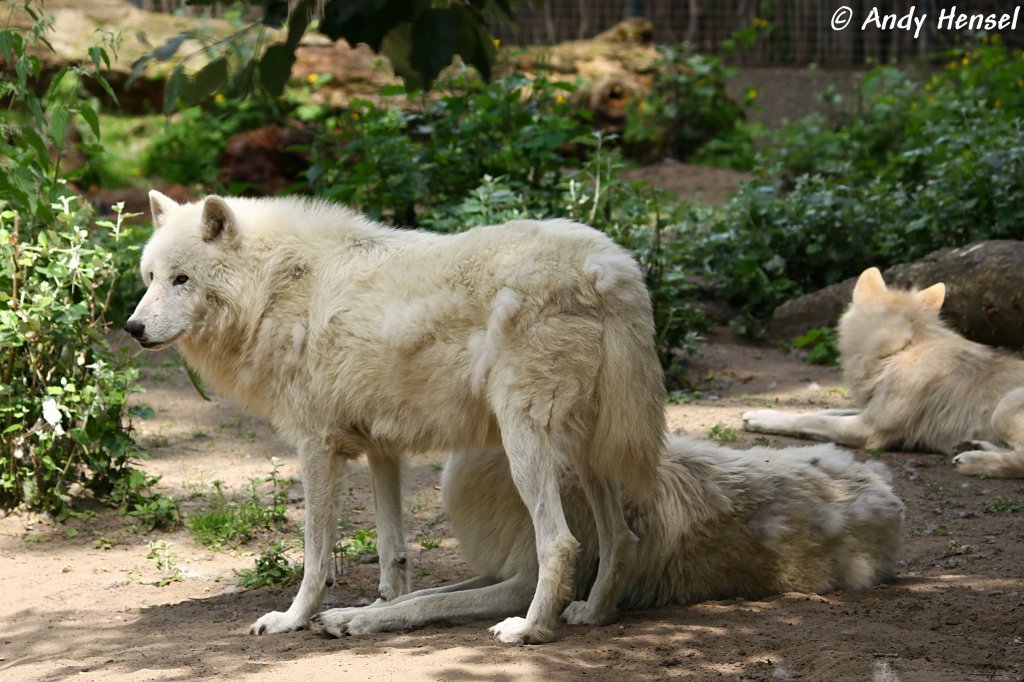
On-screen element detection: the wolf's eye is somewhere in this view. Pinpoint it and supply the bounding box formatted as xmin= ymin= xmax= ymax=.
xmin=147 ymin=272 xmax=154 ymax=283
xmin=173 ymin=274 xmax=189 ymax=286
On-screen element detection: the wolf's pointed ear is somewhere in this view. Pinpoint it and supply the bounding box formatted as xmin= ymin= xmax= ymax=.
xmin=149 ymin=189 xmax=179 ymax=229
xmin=201 ymin=196 xmax=238 ymax=245
xmin=917 ymin=282 xmax=946 ymax=310
xmin=852 ymin=267 xmax=887 ymax=305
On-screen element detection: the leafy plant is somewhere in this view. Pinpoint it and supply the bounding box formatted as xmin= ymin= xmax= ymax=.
xmin=792 ymin=327 xmax=840 ymax=366
xmin=335 ymin=527 xmax=378 ymax=564
xmin=624 ymin=44 xmax=753 ymax=168
xmin=0 ymin=7 xmax=157 ymax=519
xmin=147 ymin=539 xmax=184 ymax=586
xmin=236 ymin=539 xmax=303 ymax=589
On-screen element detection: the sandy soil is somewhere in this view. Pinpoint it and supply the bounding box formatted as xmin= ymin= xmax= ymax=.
xmin=2 ymin=332 xmax=1022 ymax=682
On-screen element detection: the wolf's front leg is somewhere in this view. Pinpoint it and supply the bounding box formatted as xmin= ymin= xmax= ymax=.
xmin=250 ymin=440 xmax=344 ymax=634
xmin=742 ymin=409 xmax=873 ymax=449
xmin=367 ymin=449 xmax=410 ymax=600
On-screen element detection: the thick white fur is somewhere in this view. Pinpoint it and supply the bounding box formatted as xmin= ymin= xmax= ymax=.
xmin=743 ymin=267 xmax=1024 ymax=478
xmin=126 ymin=192 xmax=667 ymax=643
xmin=308 ymin=435 xmax=904 ymax=636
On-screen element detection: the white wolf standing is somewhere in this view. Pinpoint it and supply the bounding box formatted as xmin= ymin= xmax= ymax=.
xmin=743 ymin=267 xmax=1024 ymax=478
xmin=124 ymin=192 xmax=667 ymax=643
xmin=307 ymin=435 xmax=904 ymax=636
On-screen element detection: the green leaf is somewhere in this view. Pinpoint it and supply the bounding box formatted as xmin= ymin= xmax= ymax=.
xmin=48 ymin=105 xmax=69 ymax=147
xmin=185 ymin=362 xmax=212 ymax=402
xmin=78 ymin=102 xmax=101 ymax=140
xmin=127 ymin=55 xmax=153 ymax=88
xmin=45 ymin=66 xmax=68 ymax=100
xmin=183 ymin=57 xmax=228 ymax=105
xmin=259 ymin=43 xmax=295 ymax=97
xmin=162 ymin=65 xmax=189 ymax=115
xmin=21 ymin=126 xmax=49 ymax=166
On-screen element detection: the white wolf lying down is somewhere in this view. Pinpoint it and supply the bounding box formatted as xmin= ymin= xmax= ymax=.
xmin=310 ymin=435 xmax=904 ymax=636
xmin=744 ymin=267 xmax=1024 ymax=478
xmin=124 ymin=192 xmax=667 ymax=643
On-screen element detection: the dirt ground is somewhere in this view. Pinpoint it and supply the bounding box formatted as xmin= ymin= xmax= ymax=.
xmin=1 ymin=330 xmax=1022 ymax=682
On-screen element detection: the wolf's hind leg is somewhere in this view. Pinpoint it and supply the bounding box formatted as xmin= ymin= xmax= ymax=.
xmin=367 ymin=449 xmax=410 ymax=600
xmin=562 ymin=466 xmax=634 ymax=626
xmin=992 ymin=388 xmax=1024 ymax=452
xmin=488 ymin=419 xmax=578 ymax=644
xmin=954 ymin=389 xmax=1024 ymax=478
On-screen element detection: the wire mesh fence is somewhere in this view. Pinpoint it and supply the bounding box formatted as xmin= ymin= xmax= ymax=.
xmin=495 ymin=1 xmax=1024 ymax=65
xmin=134 ymin=1 xmax=1024 ymax=66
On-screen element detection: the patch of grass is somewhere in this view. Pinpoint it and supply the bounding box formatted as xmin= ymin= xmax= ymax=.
xmin=145 ymin=434 xmax=170 ymax=448
xmin=186 ymin=459 xmax=289 ymax=549
xmin=910 ymin=523 xmax=948 ymax=537
xmin=419 ymin=537 xmax=442 ymax=550
xmin=123 ymin=487 xmax=181 ymax=531
xmin=982 ymin=496 xmax=1024 ymax=514
xmin=708 ymin=424 xmax=739 ymax=443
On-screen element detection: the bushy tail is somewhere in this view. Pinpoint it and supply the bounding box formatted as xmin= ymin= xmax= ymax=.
xmin=586 ymin=252 xmax=667 ymax=500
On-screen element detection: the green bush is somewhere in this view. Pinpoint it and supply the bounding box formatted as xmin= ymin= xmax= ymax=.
xmin=624 ymin=44 xmax=755 ymax=169
xmin=0 ymin=6 xmax=158 ymax=518
xmin=310 ymin=71 xmax=587 ymax=227
xmin=141 ymin=108 xmax=226 ymax=186
xmin=698 ymin=39 xmax=1024 ymax=332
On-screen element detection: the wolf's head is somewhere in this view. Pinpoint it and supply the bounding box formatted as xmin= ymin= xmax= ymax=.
xmin=123 ymin=190 xmax=239 ymax=350
xmin=838 ymin=266 xmax=947 ymax=364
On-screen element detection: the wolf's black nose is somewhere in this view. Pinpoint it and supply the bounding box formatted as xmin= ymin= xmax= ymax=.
xmin=123 ymin=319 xmax=145 ymax=339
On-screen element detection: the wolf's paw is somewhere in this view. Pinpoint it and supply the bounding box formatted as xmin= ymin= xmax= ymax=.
xmin=488 ymin=616 xmax=555 ymax=645
xmin=561 ymin=600 xmax=617 ymax=626
xmin=310 ymin=608 xmax=379 ymax=637
xmin=742 ymin=409 xmax=788 ymax=434
xmin=249 ymin=610 xmax=307 ymax=635
xmin=953 ymin=450 xmax=1003 ymax=476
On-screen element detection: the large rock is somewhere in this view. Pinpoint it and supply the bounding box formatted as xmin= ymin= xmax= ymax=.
xmin=767 ymin=240 xmax=1024 ymax=347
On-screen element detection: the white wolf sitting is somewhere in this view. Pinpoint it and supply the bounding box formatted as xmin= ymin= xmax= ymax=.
xmin=308 ymin=434 xmax=904 ymax=637
xmin=744 ymin=267 xmax=1024 ymax=478
xmin=124 ymin=192 xmax=667 ymax=643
